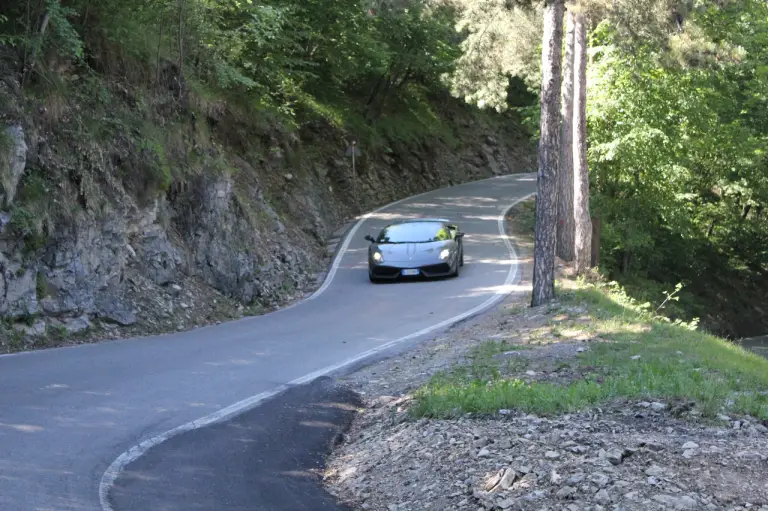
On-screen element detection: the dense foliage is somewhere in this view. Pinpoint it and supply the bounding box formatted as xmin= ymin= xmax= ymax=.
xmin=447 ymin=0 xmax=542 ymax=112
xmin=0 ymin=0 xmax=463 ymax=135
xmin=587 ymin=0 xmax=768 ymax=334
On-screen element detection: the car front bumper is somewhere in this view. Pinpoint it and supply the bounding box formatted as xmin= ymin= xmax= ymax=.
xmin=369 ymin=260 xmax=454 ymax=279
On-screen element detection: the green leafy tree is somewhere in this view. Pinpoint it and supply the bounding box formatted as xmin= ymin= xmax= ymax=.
xmin=587 ymin=0 xmax=768 ymax=287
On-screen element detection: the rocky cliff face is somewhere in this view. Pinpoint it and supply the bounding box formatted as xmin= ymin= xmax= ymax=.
xmin=0 ymin=80 xmax=534 ymax=350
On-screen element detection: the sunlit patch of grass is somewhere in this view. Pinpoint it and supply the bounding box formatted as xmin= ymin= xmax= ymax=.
xmin=428 ymin=340 xmax=531 ymax=389
xmin=412 ymin=280 xmax=768 ymax=419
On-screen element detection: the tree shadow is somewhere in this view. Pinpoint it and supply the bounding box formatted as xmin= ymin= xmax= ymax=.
xmin=109 ymin=377 xmax=361 ymax=511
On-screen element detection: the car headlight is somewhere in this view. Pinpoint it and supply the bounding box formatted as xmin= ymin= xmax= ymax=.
xmin=439 ymin=248 xmax=451 ymax=260
xmin=372 ymin=251 xmax=383 ymax=263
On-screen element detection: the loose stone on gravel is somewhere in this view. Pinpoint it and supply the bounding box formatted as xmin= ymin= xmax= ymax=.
xmin=565 ymin=473 xmax=586 ymax=485
xmin=594 ymin=488 xmax=612 ymax=505
xmin=653 ymin=494 xmax=699 ymax=509
xmin=485 ymin=468 xmax=516 ymax=492
xmin=645 ymin=464 xmax=665 ymax=477
xmin=326 ymin=399 xmax=768 ymax=511
xmin=323 ymin=279 xmax=768 ymax=511
xmin=606 ymin=447 xmax=630 ymax=465
xmin=590 ymin=472 xmax=610 ymax=488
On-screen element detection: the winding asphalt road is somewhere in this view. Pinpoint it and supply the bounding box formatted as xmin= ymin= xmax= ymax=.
xmin=0 ymin=172 xmax=536 ymax=511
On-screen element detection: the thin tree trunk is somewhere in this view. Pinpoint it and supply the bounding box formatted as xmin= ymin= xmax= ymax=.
xmin=82 ymin=0 xmax=92 ymax=30
xmin=591 ymin=215 xmax=600 ymax=267
xmin=741 ymin=204 xmax=751 ymax=221
xmin=177 ymin=0 xmax=185 ymax=86
xmin=370 ymin=77 xmax=394 ymax=120
xmin=573 ymin=11 xmax=592 ymax=274
xmin=557 ymin=8 xmax=576 ymax=262
xmin=21 ymin=8 xmax=50 ymax=88
xmin=394 ymin=66 xmax=412 ymax=89
xmin=366 ymin=74 xmax=387 ymax=107
xmin=531 ymin=0 xmax=565 ymax=307
xmin=20 ymin=0 xmax=33 ymax=77
xmin=155 ymin=21 xmax=164 ymax=87
xmin=622 ymin=250 xmax=631 ymax=276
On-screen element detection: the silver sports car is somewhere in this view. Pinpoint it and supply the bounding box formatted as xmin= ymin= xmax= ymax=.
xmin=364 ymin=218 xmax=465 ymax=282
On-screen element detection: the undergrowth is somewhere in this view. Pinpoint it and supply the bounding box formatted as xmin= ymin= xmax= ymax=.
xmin=412 ymin=278 xmax=768 ymax=420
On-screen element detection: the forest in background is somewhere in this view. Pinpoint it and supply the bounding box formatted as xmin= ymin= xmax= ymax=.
xmin=0 ymin=0 xmax=767 ymax=337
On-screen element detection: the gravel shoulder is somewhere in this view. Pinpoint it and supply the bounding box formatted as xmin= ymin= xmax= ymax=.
xmin=323 ymin=200 xmax=768 ymax=511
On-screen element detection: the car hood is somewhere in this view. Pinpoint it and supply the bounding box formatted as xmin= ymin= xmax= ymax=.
xmin=374 ymin=240 xmax=453 ymax=262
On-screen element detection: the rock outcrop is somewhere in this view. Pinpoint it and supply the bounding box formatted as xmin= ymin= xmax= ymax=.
xmin=0 ymin=125 xmax=27 ymax=206
xmin=0 ymin=85 xmax=535 ymax=346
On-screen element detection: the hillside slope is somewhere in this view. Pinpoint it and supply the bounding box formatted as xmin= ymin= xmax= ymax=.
xmin=0 ymin=62 xmax=535 ymax=350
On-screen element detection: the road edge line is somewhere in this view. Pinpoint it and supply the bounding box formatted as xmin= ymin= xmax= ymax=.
xmin=98 ymin=184 xmax=535 ymax=511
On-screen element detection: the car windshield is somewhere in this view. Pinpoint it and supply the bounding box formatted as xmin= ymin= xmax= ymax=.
xmin=377 ymin=222 xmax=452 ymax=243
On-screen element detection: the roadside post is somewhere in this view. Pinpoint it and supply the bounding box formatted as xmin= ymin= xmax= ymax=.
xmin=345 ymin=140 xmax=362 ymax=208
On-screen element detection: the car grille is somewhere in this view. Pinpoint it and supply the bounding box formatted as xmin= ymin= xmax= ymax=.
xmin=371 ymin=266 xmax=402 ymax=277
xmin=419 ymin=263 xmax=452 ymax=276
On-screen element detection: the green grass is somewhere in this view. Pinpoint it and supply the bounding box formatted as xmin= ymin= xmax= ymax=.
xmin=36 ymin=271 xmax=47 ymax=299
xmin=441 ymin=340 xmax=532 ymax=382
xmin=411 ymin=279 xmax=768 ymax=420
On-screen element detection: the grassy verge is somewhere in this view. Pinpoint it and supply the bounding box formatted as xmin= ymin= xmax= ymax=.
xmin=412 ymin=244 xmax=768 ymax=421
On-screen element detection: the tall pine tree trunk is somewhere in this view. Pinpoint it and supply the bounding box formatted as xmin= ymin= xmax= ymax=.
xmin=573 ymin=11 xmax=592 ymax=274
xmin=557 ymin=9 xmax=576 ymax=262
xmin=532 ymin=0 xmax=565 ymax=307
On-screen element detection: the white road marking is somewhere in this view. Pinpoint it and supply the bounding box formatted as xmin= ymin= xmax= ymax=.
xmin=94 ymin=175 xmax=534 ymax=511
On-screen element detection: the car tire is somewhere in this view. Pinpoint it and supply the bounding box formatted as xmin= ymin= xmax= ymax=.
xmin=451 ymin=260 xmax=460 ymax=278
xmin=459 ymin=249 xmax=464 ymax=267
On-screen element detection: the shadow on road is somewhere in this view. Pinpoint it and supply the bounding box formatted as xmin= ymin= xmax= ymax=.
xmin=109 ymin=377 xmax=361 ymax=511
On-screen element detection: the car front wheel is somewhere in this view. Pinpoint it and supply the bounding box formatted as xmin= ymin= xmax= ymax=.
xmin=451 ymin=259 xmax=460 ymax=278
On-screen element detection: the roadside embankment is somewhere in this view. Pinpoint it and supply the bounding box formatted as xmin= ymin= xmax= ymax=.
xmin=324 ymin=199 xmax=768 ymax=511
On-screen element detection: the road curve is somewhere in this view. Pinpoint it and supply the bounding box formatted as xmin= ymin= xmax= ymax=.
xmin=0 ymin=173 xmax=536 ymax=511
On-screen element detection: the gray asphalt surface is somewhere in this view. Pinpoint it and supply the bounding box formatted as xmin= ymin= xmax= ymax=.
xmin=109 ymin=377 xmax=360 ymax=511
xmin=0 ymin=173 xmax=536 ymax=511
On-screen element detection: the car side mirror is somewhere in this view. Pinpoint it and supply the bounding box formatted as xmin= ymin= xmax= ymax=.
xmin=456 ymin=232 xmax=465 ymax=238
xmin=365 ymin=235 xmax=376 ymax=243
